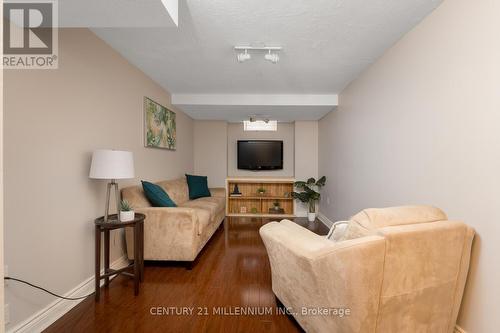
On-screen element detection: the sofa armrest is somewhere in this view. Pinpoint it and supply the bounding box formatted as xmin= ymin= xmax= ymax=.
xmin=210 ymin=187 xmax=226 ymax=198
xmin=136 ymin=206 xmax=201 ymax=236
xmin=125 ymin=206 xmax=201 ymax=261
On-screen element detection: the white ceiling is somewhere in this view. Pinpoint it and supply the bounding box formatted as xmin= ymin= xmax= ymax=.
xmin=60 ymin=0 xmax=178 ymax=28
xmin=87 ymin=0 xmax=442 ymax=120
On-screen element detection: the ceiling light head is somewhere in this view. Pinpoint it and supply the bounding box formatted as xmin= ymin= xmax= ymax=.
xmin=237 ymin=49 xmax=251 ymax=62
xmin=264 ymin=50 xmax=279 ymax=64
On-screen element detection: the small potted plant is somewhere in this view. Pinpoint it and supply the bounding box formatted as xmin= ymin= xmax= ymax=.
xmin=292 ymin=176 xmax=327 ymax=222
xmin=257 ymin=187 xmax=266 ymax=196
xmin=119 ymin=200 xmax=135 ymax=222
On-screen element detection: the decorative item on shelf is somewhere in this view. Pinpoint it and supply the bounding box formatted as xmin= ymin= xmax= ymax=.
xmin=119 ymin=200 xmax=135 ymax=222
xmin=284 ymin=191 xmax=290 ymax=198
xmin=89 ymin=149 xmax=135 ymax=222
xmin=231 ymin=184 xmax=242 ymax=197
xmin=240 ymin=206 xmax=247 ymax=214
xmin=256 ymin=187 xmax=266 ymax=196
xmin=269 ymin=201 xmax=285 ymax=214
xmin=292 ymin=176 xmax=327 ymax=222
xmin=144 ymin=97 xmax=176 ymax=150
xmin=251 ymin=207 xmax=258 ymax=214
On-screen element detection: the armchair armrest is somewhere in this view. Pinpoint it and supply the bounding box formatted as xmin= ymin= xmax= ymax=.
xmin=260 ymin=221 xmax=386 ymax=332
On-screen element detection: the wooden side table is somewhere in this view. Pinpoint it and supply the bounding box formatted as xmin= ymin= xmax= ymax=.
xmin=94 ymin=213 xmax=145 ymax=302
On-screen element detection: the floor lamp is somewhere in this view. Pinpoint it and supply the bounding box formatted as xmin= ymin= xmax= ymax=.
xmin=89 ymin=150 xmax=135 ymax=222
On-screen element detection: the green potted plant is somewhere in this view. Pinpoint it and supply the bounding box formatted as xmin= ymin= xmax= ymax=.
xmin=269 ymin=200 xmax=284 ymax=214
xmin=256 ymin=187 xmax=266 ymax=196
xmin=119 ymin=200 xmax=135 ymax=222
xmin=292 ymin=176 xmax=327 ymax=222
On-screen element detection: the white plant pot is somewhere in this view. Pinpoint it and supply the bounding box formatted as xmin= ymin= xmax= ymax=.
xmin=308 ymin=212 xmax=316 ymax=222
xmin=120 ymin=211 xmax=135 ymax=222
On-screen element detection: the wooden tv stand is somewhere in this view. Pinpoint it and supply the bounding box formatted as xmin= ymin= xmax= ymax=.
xmin=226 ymin=177 xmax=295 ymax=218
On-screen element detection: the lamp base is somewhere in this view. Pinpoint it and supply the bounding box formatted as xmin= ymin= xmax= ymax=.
xmin=104 ymin=179 xmax=120 ymax=222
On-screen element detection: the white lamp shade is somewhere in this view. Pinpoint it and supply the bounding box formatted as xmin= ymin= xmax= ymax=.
xmin=89 ymin=150 xmax=135 ymax=180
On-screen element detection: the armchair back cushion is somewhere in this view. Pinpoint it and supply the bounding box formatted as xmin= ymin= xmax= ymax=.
xmin=350 ymin=205 xmax=447 ymax=229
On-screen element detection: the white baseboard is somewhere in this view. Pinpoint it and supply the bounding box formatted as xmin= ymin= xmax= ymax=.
xmin=317 ymin=212 xmax=334 ymax=228
xmin=455 ymin=325 xmax=467 ymax=333
xmin=8 ymin=255 xmax=130 ymax=333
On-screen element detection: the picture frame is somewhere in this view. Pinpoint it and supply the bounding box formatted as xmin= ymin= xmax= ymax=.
xmin=144 ymin=97 xmax=176 ymax=150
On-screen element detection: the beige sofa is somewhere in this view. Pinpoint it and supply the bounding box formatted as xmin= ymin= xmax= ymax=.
xmin=121 ymin=178 xmax=225 ymax=262
xmin=260 ymin=206 xmax=474 ymax=333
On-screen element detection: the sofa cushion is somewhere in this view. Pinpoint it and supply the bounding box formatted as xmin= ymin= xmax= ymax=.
xmin=141 ymin=181 xmax=177 ymax=207
xmin=180 ymin=197 xmax=223 ymax=221
xmin=185 ymin=174 xmax=211 ymax=200
xmin=121 ymin=185 xmax=151 ymax=208
xmin=157 ymin=178 xmax=190 ymax=205
xmin=350 ymin=205 xmax=447 ymax=229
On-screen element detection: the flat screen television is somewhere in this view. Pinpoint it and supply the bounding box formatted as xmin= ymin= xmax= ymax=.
xmin=237 ymin=140 xmax=283 ymax=170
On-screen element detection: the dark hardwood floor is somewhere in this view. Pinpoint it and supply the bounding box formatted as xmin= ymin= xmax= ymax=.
xmin=45 ymin=217 xmax=328 ymax=333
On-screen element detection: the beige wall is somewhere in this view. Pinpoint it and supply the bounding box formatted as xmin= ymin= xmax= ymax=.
xmin=294 ymin=121 xmax=318 ymax=216
xmin=318 ymin=0 xmax=500 ymax=331
xmin=227 ymin=122 xmax=294 ymax=177
xmin=193 ymin=121 xmax=227 ymax=188
xmin=3 ymin=28 xmax=193 ymax=329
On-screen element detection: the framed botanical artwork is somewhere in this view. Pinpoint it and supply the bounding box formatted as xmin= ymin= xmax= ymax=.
xmin=144 ymin=97 xmax=176 ymax=150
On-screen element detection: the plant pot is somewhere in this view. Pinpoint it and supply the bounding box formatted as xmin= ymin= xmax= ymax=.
xmin=308 ymin=212 xmax=316 ymax=222
xmin=120 ymin=210 xmax=135 ymax=222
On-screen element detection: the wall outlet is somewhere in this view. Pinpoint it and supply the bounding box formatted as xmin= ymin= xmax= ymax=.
xmin=5 ymin=303 xmax=10 ymax=325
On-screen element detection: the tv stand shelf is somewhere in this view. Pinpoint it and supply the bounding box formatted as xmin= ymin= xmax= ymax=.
xmin=226 ymin=177 xmax=295 ymax=218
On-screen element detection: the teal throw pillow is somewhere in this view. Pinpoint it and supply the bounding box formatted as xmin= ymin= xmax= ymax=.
xmin=141 ymin=181 xmax=177 ymax=207
xmin=185 ymin=174 xmax=211 ymax=200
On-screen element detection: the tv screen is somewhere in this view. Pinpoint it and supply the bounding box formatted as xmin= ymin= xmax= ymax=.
xmin=237 ymin=140 xmax=283 ymax=170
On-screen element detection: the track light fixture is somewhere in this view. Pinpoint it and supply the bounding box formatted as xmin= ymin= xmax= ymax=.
xmin=244 ymin=116 xmax=277 ymax=131
xmin=234 ymin=45 xmax=282 ymax=64
xmin=249 ymin=116 xmax=270 ymax=123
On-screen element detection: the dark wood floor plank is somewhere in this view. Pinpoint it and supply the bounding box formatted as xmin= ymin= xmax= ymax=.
xmin=44 ymin=217 xmax=326 ymax=332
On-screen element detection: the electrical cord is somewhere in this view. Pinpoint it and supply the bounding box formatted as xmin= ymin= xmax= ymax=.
xmin=4 ymin=277 xmax=94 ymax=300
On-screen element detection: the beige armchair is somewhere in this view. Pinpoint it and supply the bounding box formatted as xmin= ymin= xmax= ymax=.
xmin=260 ymin=206 xmax=474 ymax=333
